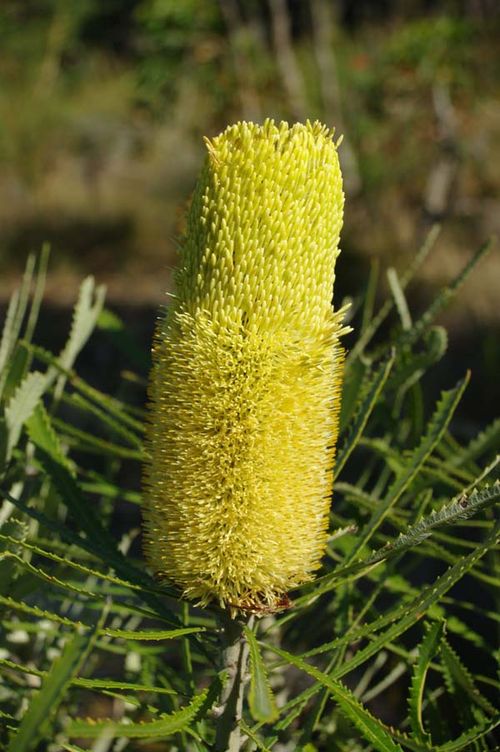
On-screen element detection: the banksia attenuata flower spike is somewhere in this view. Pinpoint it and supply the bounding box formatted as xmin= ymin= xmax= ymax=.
xmin=143 ymin=119 xmax=348 ymax=613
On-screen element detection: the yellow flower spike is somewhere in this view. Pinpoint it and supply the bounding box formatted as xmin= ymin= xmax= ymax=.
xmin=143 ymin=119 xmax=349 ymax=614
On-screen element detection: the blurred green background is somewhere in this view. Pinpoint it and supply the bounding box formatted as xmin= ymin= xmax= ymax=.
xmin=1 ymin=0 xmax=499 ymax=418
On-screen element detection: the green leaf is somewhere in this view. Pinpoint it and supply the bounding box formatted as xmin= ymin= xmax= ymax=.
xmin=66 ymin=689 xmax=209 ymax=739
xmin=51 ymin=416 xmax=143 ymax=459
xmin=436 ymin=714 xmax=500 ymax=751
xmin=269 ymin=645 xmax=404 ymax=752
xmin=339 ymin=358 xmax=368 ymax=435
xmin=2 ymin=344 xmax=31 ymax=405
xmin=71 ymin=678 xmax=176 ymax=696
xmin=0 ymin=532 xmax=168 ymax=597
xmin=26 ymin=403 xmax=73 ymax=471
xmin=102 ymin=627 xmax=205 ymax=641
xmin=60 ymin=391 xmax=143 ymax=448
xmin=440 ymin=637 xmax=496 ymax=716
xmin=399 ymin=239 xmax=493 ymax=350
xmin=0 ymin=658 xmax=177 ymax=696
xmin=5 ymin=372 xmax=47 ymax=459
xmin=408 ymin=620 xmax=445 ymax=744
xmin=452 ymin=417 xmax=500 ymax=467
xmin=0 ymin=254 xmax=37 ymax=395
xmin=298 ymin=478 xmax=499 ymax=605
xmin=7 ymin=625 xmax=97 ymax=752
xmin=22 ymin=243 xmax=50 ymax=345
xmin=50 ymin=276 xmax=106 ymax=400
xmin=24 ymin=342 xmax=144 ymax=433
xmin=0 ymin=594 xmax=84 ymax=628
xmin=26 ymin=410 xmax=114 ymax=551
xmin=360 ymin=258 xmax=380 ymax=335
xmin=0 ymin=289 xmax=22 ymax=391
xmin=1 ymin=489 xmax=179 ymax=609
xmin=0 ymin=410 xmax=7 ymax=472
xmin=240 ymin=720 xmax=273 ymax=751
xmin=0 ymin=551 xmax=98 ymax=598
xmin=347 ymin=224 xmax=440 ymax=364
xmin=21 ymin=412 xmax=181 ymax=623
xmin=245 ymin=627 xmax=278 ymax=723
xmin=387 ymin=326 xmax=448 ymax=394
xmin=335 ymin=352 xmax=395 ymax=478
xmin=387 ymin=267 xmax=412 ymax=330
xmin=344 ymin=375 xmax=469 ymax=564
xmin=299 ymin=519 xmax=500 ymax=671
xmin=358 ymin=480 xmax=500 ymax=569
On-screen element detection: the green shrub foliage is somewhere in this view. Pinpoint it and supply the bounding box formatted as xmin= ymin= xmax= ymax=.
xmin=0 ymin=236 xmax=498 ymax=750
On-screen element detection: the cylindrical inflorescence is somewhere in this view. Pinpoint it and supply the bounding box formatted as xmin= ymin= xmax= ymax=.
xmin=143 ymin=119 xmax=348 ymax=612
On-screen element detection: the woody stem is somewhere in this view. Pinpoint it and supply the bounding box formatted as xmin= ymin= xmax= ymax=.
xmin=214 ymin=610 xmax=253 ymax=752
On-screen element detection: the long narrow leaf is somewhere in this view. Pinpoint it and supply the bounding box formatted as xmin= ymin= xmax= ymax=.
xmin=7 ymin=625 xmax=97 ymax=752
xmin=245 ymin=627 xmax=278 ymax=723
xmin=408 ymin=621 xmax=445 ymax=743
xmin=269 ymin=645 xmax=404 ymax=752
xmin=66 ymin=689 xmax=209 ymax=739
xmin=335 ymin=352 xmax=394 ymax=478
xmin=344 ymin=375 xmax=469 ymax=564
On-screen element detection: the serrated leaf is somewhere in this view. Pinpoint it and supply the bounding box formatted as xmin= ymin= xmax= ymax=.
xmin=0 ymin=410 xmax=7 ymax=473
xmin=7 ymin=625 xmax=97 ymax=752
xmin=26 ymin=403 xmax=73 ymax=471
xmin=335 ymin=352 xmax=395 ymax=478
xmin=102 ymin=627 xmax=204 ymax=641
xmin=5 ymin=371 xmax=47 ymax=459
xmin=339 ymin=358 xmax=368 ymax=435
xmin=66 ymin=688 xmax=209 ymax=738
xmin=344 ymin=375 xmax=469 ymax=564
xmin=269 ymin=645 xmax=404 ymax=752
xmin=1 ymin=488 xmax=175 ymax=600
xmin=244 ymin=627 xmax=278 ymax=723
xmin=0 ymin=593 xmax=84 ymax=627
xmin=360 ymin=258 xmax=380 ymax=334
xmin=347 ymin=224 xmax=440 ymax=364
xmin=387 ymin=326 xmax=448 ymax=394
xmin=436 ymin=714 xmax=500 ymax=751
xmin=0 ymin=532 xmax=165 ymax=596
xmin=408 ymin=620 xmax=445 ymax=743
xmin=452 ymin=418 xmax=500 ymax=468
xmin=0 ymin=255 xmax=36 ymax=395
xmin=22 ymin=243 xmax=50 ymax=345
xmin=240 ymin=720 xmax=273 ymax=751
xmin=399 ymin=239 xmax=493 ymax=350
xmin=0 ymin=289 xmax=22 ymax=389
xmin=0 ymin=658 xmax=177 ymax=696
xmin=24 ymin=342 xmax=144 ymax=433
xmin=12 ymin=418 xmax=181 ymax=623
xmin=50 ymin=276 xmax=106 ymax=400
xmin=0 ymin=551 xmax=98 ymax=598
xmin=440 ymin=637 xmax=496 ymax=716
xmin=2 ymin=345 xmax=31 ymax=405
xmin=298 ymin=478 xmax=499 ymax=605
xmin=26 ymin=423 xmax=113 ymax=552
xmin=298 ymin=519 xmax=499 ymax=670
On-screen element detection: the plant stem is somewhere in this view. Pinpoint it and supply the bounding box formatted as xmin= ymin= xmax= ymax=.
xmin=214 ymin=610 xmax=252 ymax=752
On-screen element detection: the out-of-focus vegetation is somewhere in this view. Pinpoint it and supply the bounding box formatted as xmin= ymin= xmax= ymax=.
xmin=0 ymin=0 xmax=499 ymax=315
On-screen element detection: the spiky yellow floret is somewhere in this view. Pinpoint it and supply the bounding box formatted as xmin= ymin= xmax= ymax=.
xmin=143 ymin=119 xmax=347 ymax=612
